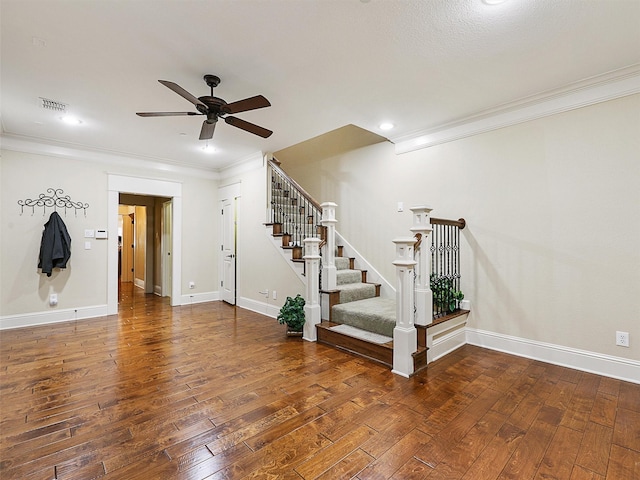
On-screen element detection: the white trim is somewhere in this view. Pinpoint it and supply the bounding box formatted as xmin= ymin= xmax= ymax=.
xmin=265 ymin=226 xmax=307 ymax=283
xmin=237 ymin=296 xmax=280 ymax=319
xmin=393 ymin=65 xmax=640 ymax=154
xmin=219 ymin=184 xmax=241 ymax=306
xmin=180 ymin=291 xmax=219 ymax=305
xmin=0 ymin=134 xmax=220 ymax=179
xmin=335 ymin=230 xmax=395 ymax=299
xmin=466 ymin=328 xmax=640 ymax=385
xmin=107 ymin=174 xmax=182 ymax=314
xmin=427 ymin=314 xmax=468 ymax=363
xmin=0 ymin=305 xmax=108 ymax=330
xmin=218 ymin=151 xmax=264 ymax=180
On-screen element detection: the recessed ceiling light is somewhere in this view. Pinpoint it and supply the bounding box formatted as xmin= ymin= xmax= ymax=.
xmin=482 ymin=0 xmax=508 ymax=4
xmin=60 ymin=115 xmax=82 ymax=125
xmin=201 ymin=143 xmax=216 ymax=154
xmin=379 ymin=122 xmax=394 ymax=131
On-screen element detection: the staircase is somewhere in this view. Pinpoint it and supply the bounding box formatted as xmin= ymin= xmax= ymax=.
xmin=266 ymin=159 xmax=467 ymax=376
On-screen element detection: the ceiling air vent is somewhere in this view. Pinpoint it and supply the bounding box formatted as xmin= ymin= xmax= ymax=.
xmin=39 ymin=97 xmax=67 ymax=112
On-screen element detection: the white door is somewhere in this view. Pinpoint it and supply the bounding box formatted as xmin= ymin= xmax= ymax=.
xmin=161 ymin=200 xmax=173 ymax=298
xmin=221 ymin=197 xmax=236 ymax=304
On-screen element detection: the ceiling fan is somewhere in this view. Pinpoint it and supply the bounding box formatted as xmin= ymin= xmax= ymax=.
xmin=136 ymin=74 xmax=272 ymax=140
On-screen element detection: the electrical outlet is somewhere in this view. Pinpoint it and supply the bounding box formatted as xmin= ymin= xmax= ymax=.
xmin=189 ymin=281 xmax=195 ymax=289
xmin=616 ymin=331 xmax=629 ymax=347
xmin=49 ymin=294 xmax=58 ymax=306
xmin=272 ymin=290 xmax=277 ymax=300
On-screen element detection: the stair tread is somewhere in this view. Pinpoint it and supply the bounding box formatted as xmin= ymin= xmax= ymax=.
xmin=332 ymin=297 xmax=396 ymax=337
xmin=335 ymin=282 xmax=377 ymax=303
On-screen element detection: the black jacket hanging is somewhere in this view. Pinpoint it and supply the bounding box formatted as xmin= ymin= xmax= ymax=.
xmin=38 ymin=211 xmax=72 ymax=277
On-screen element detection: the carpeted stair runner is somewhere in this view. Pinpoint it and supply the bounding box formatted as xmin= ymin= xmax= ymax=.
xmin=331 ymin=297 xmax=396 ymax=338
xmin=336 ymin=282 xmax=377 ymax=303
xmin=330 ymin=254 xmax=396 ymax=337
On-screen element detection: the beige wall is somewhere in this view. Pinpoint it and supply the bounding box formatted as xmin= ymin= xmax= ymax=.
xmin=282 ymin=94 xmax=640 ymax=360
xmin=0 ymin=149 xmax=218 ymax=318
xmin=1 ymin=95 xmax=638 ymax=366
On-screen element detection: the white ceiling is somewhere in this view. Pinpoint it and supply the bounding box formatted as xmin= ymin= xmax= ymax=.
xmin=2 ymin=0 xmax=639 ymax=172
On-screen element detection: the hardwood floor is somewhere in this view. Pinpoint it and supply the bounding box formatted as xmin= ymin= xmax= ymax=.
xmin=1 ymin=284 xmax=638 ymax=479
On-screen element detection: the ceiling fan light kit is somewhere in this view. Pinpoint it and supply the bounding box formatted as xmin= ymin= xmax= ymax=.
xmin=136 ymin=74 xmax=272 ymax=140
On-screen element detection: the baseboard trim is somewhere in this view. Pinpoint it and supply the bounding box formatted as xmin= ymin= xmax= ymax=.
xmin=0 ymin=305 xmax=109 ymax=330
xmin=180 ymin=291 xmax=219 ymax=305
xmin=466 ymin=328 xmax=640 ymax=385
xmin=237 ymin=297 xmax=279 ymax=319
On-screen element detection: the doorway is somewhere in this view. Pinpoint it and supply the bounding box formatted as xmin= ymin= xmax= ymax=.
xmin=107 ymin=175 xmax=182 ymax=315
xmin=219 ymin=183 xmax=241 ymax=305
xmin=119 ymin=211 xmax=135 ymax=284
xmin=118 ymin=198 xmax=170 ymax=298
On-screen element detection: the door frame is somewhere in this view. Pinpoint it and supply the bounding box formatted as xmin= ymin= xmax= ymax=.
xmin=161 ymin=200 xmax=173 ymax=297
xmin=108 ymin=175 xmax=182 ymax=314
xmin=219 ymin=182 xmax=241 ymax=305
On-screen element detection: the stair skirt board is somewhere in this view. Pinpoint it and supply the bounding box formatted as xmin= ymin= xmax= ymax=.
xmin=329 ymin=324 xmax=392 ymax=344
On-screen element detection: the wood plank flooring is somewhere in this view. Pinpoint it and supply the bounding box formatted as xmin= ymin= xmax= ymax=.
xmin=1 ymin=283 xmax=638 ymax=479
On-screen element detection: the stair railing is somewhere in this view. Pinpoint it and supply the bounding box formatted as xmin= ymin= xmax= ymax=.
xmin=267 ymin=159 xmax=329 ymax=340
xmin=267 ymin=160 xmax=323 ymax=248
xmin=429 ymin=217 xmax=466 ymax=319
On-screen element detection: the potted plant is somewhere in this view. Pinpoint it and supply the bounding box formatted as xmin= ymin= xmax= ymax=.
xmin=430 ymin=274 xmax=464 ymax=313
xmin=277 ymin=294 xmax=305 ymax=335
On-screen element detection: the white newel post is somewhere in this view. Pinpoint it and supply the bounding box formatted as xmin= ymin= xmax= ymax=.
xmin=320 ymin=202 xmax=337 ymax=322
xmin=303 ymin=237 xmax=322 ymax=342
xmin=410 ymin=206 xmax=434 ymax=326
xmin=320 ymin=202 xmax=337 ymax=291
xmin=392 ymin=238 xmax=418 ymax=378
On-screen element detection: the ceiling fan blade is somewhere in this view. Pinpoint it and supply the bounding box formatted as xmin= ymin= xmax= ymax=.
xmin=159 ymin=80 xmax=208 ymax=109
xmin=225 ymin=116 xmax=273 ymax=138
xmin=222 ymin=95 xmax=271 ymax=115
xmin=136 ymin=111 xmax=201 ymax=117
xmin=199 ymin=120 xmax=217 ymax=140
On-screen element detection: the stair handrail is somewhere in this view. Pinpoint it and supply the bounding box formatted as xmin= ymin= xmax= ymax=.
xmin=268 ymin=159 xmax=322 ymax=211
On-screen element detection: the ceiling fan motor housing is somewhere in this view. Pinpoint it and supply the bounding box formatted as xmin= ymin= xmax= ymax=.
xmin=197 ymin=96 xmax=227 ymax=118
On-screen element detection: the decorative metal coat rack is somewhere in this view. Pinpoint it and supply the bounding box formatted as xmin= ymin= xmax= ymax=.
xmin=18 ymin=188 xmax=89 ymax=216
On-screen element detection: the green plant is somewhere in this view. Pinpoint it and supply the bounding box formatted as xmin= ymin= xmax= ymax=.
xmin=277 ymin=294 xmax=306 ymax=331
xmin=430 ymin=274 xmax=464 ymax=313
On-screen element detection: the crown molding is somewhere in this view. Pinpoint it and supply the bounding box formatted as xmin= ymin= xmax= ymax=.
xmin=392 ymin=64 xmax=640 ymax=154
xmin=0 ymin=134 xmax=226 ymax=180
xmin=218 ymin=151 xmax=265 ymax=180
